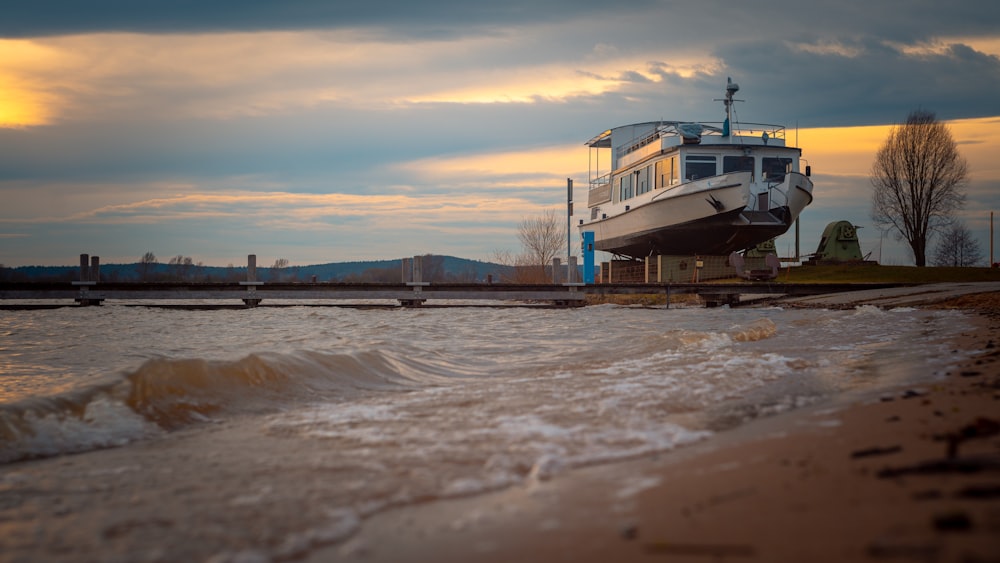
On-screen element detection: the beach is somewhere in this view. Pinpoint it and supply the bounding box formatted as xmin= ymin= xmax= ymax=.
xmin=319 ymin=291 xmax=1000 ymax=563
xmin=1 ymin=287 xmax=998 ymax=563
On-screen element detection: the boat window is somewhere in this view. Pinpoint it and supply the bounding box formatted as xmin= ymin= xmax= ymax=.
xmin=685 ymin=155 xmax=716 ymax=181
xmin=637 ymin=166 xmax=651 ymax=195
xmin=618 ymin=173 xmax=635 ymax=201
xmin=723 ymin=156 xmax=754 ymax=174
xmin=656 ymin=156 xmax=680 ymax=188
xmin=762 ymin=157 xmax=793 ymax=181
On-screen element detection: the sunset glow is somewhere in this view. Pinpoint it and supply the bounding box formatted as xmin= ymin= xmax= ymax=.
xmin=1 ymin=3 xmax=998 ymax=267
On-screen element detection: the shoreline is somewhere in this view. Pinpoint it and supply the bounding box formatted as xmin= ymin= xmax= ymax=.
xmin=317 ymin=292 xmax=1000 ymax=562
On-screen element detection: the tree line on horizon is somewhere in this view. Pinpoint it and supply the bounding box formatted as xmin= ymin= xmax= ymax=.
xmin=0 ymin=254 xmax=500 ymax=283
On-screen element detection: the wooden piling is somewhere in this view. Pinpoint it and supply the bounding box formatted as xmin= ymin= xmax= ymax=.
xmin=242 ymin=254 xmax=262 ymax=307
xmin=412 ymin=255 xmax=423 ymax=284
xmin=247 ymin=254 xmax=257 ymax=282
xmin=401 ymin=258 xmax=414 ymax=283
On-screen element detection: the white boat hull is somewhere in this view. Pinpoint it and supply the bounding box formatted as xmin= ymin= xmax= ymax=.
xmin=583 ymin=171 xmax=813 ymax=257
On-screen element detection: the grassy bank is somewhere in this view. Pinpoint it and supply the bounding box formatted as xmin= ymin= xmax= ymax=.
xmin=776 ymin=263 xmax=1000 ymax=284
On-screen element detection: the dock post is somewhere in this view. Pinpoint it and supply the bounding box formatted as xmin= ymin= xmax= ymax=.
xmin=401 ymin=258 xmax=413 ymax=283
xmin=552 ymin=258 xmax=563 ymax=284
xmin=568 ymin=256 xmax=578 ymax=283
xmin=243 ymin=254 xmax=262 ymax=308
xmin=74 ymin=253 xmax=102 ymax=306
xmin=90 ymin=256 xmax=100 ymax=282
xmin=412 ymin=255 xmax=423 ymax=284
xmin=79 ymin=254 xmax=90 ymax=282
xmin=400 ymin=255 xmax=427 ymax=307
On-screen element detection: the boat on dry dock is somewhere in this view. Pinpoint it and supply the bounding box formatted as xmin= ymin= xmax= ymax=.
xmin=578 ymin=79 xmax=814 ymax=258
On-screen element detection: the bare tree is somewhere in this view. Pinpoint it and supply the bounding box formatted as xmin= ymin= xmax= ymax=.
xmin=932 ymin=222 xmax=983 ymax=267
xmin=420 ymin=254 xmax=446 ymax=282
xmin=270 ymin=258 xmax=290 ymax=281
xmin=871 ymin=110 xmax=968 ymax=266
xmin=490 ymin=249 xmax=537 ymax=283
xmin=138 ymin=251 xmax=157 ymax=281
xmin=517 ymin=209 xmax=564 ymax=280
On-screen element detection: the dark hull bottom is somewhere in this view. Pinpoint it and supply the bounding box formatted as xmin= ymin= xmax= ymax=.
xmin=595 ymin=207 xmax=793 ymax=258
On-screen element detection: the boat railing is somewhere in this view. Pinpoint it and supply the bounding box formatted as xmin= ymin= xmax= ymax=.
xmin=616 ymin=121 xmax=787 ymax=159
xmin=589 ymin=172 xmax=612 ymax=190
xmin=749 ymin=179 xmax=790 ymax=212
xmin=587 ymin=176 xmax=613 ymax=207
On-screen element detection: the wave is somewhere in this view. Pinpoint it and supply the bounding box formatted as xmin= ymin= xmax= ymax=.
xmin=655 ymin=318 xmax=778 ymax=350
xmin=730 ymin=318 xmax=778 ymax=342
xmin=0 ymin=349 xmax=462 ymax=464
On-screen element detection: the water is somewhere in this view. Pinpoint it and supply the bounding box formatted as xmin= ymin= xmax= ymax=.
xmin=0 ymin=303 xmax=975 ymax=560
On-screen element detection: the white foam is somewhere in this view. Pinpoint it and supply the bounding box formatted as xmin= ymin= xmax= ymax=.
xmin=0 ymin=395 xmax=161 ymax=464
xmin=272 ymin=508 xmax=360 ymax=559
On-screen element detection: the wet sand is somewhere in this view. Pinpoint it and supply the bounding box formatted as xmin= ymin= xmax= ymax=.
xmin=319 ymin=291 xmax=1000 ymax=563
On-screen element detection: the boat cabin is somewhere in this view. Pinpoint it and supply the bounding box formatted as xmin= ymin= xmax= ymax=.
xmin=585 ymin=120 xmax=804 ymax=212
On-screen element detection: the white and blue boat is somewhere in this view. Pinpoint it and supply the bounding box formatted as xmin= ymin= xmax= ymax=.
xmin=579 ymin=79 xmax=814 ymax=258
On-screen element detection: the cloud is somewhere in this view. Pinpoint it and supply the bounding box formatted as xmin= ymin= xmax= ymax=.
xmin=1 ymin=1 xmax=998 ymax=267
xmin=0 ymin=0 xmax=653 ymax=38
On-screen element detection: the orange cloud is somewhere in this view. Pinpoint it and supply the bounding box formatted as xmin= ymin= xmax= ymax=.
xmin=0 ymin=30 xmax=724 ymax=126
xmin=795 ymin=117 xmax=1000 ymax=180
xmin=0 ymin=39 xmax=69 ymax=127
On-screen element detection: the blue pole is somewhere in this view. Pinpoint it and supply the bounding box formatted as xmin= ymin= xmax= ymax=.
xmin=582 ymin=231 xmax=595 ymax=284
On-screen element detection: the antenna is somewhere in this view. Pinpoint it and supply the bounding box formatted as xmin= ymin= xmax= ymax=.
xmin=716 ymin=77 xmax=743 ymax=136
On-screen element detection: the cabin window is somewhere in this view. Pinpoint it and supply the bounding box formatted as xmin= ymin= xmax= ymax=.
xmin=723 ymin=156 xmax=754 ymax=174
xmin=656 ymin=156 xmax=680 ymax=188
xmin=637 ymin=166 xmax=652 ymax=195
xmin=618 ymin=173 xmax=635 ymax=201
xmin=762 ymin=157 xmax=793 ymax=181
xmin=685 ymin=155 xmax=717 ymax=181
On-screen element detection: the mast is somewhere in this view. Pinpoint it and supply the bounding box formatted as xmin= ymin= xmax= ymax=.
xmin=719 ymin=78 xmax=741 ymax=137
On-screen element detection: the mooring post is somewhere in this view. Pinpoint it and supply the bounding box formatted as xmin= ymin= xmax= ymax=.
xmin=401 ymin=257 xmax=414 ymax=283
xmin=74 ymin=253 xmax=101 ymax=305
xmin=412 ymin=255 xmax=423 ymax=284
xmin=90 ymin=256 xmax=100 ymax=282
xmin=401 ymin=255 xmax=427 ymax=307
xmin=242 ymin=254 xmax=262 ymax=308
xmin=552 ymin=258 xmax=562 ymax=284
xmin=568 ymin=256 xmax=578 ymax=283
xmin=79 ymin=254 xmax=89 ymax=282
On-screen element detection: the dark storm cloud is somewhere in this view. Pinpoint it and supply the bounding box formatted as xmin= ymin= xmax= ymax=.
xmin=0 ymin=0 xmax=653 ymax=38
xmin=711 ymin=38 xmax=1000 ymax=126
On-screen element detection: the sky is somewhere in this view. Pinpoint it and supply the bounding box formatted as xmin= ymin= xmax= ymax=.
xmin=1 ymin=0 xmax=999 ymax=268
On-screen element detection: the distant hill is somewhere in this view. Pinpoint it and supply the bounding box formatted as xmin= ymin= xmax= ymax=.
xmin=0 ymin=256 xmax=509 ymax=283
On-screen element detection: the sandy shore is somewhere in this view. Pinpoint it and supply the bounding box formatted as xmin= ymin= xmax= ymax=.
xmin=318 ymin=292 xmax=1000 ymax=563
